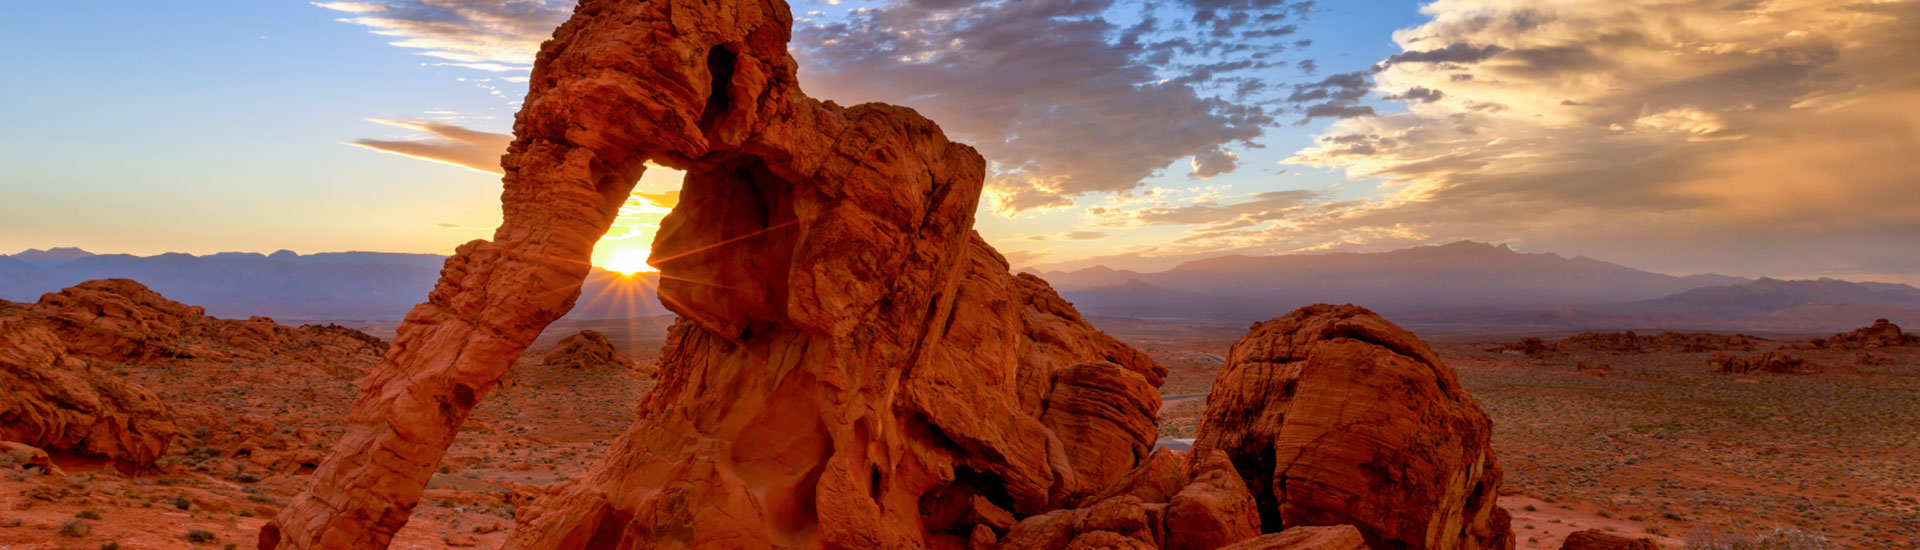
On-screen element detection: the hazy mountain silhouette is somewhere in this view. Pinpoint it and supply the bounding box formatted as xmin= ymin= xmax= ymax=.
xmin=8 ymin=247 xmax=96 ymax=268
xmin=7 ymin=242 xmax=1913 ymax=331
xmin=0 ymin=248 xmax=664 ymax=320
xmin=1035 ymin=241 xmax=1753 ymax=321
xmin=1584 ymin=277 xmax=1920 ymax=318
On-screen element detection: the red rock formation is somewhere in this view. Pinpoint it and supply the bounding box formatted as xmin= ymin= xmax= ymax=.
xmin=0 ymin=441 xmax=66 ymax=477
xmin=1709 ymin=351 xmax=1820 ymax=375
xmin=3 ymin=280 xmax=384 ymax=474
xmin=2 ymin=310 xmax=175 ymax=471
xmin=1811 ymin=319 xmax=1920 ymax=349
xmin=997 ymin=449 xmax=1261 ymax=550
xmin=539 ymin=330 xmax=635 ymax=371
xmin=1218 ymin=526 xmax=1368 ymax=550
xmin=1487 ymin=330 xmax=1759 ymax=356
xmin=264 ymin=0 xmax=1164 ymax=548
xmin=1192 ymin=304 xmax=1512 ymax=550
xmin=1558 ymin=529 xmax=1659 ymax=550
xmin=1163 ymin=451 xmax=1262 ymax=550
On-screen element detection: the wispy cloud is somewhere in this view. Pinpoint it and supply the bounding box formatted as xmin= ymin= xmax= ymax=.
xmin=346 ymin=119 xmax=510 ymax=174
xmin=312 ymin=0 xmax=572 ymax=69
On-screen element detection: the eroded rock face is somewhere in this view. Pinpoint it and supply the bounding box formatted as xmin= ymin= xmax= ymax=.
xmin=1218 ymin=525 xmax=1368 ymax=550
xmin=540 ymin=330 xmax=634 ymax=371
xmin=1709 ymin=351 xmax=1819 ymax=375
xmin=5 ymin=280 xmax=383 ymax=474
xmin=1811 ymin=319 xmax=1920 ymax=349
xmin=0 ymin=317 xmax=174 ymax=471
xmin=264 ymin=0 xmax=1165 ymax=548
xmin=1192 ymin=304 xmax=1513 ymax=550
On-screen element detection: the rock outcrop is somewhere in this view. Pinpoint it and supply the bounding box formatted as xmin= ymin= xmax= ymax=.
xmin=1709 ymin=351 xmax=1820 ymax=375
xmin=539 ymin=330 xmax=635 ymax=371
xmin=1219 ymin=526 xmax=1368 ymax=550
xmin=1193 ymin=304 xmax=1512 ymax=550
xmin=264 ymin=0 xmax=1167 ymax=547
xmin=1487 ymin=330 xmax=1759 ymax=356
xmin=1558 ymin=529 xmax=1660 ymax=550
xmin=0 ymin=316 xmax=175 ymax=471
xmin=2 ymin=280 xmax=385 ymax=473
xmin=1810 ymin=319 xmax=1919 ymax=349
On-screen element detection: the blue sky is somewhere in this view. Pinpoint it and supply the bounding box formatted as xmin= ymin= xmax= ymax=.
xmin=3 ymin=0 xmax=1915 ymax=283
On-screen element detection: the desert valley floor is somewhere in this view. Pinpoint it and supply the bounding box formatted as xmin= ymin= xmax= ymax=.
xmin=4 ymin=309 xmax=1918 ymax=550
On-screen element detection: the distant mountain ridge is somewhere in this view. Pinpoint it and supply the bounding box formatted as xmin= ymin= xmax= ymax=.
xmin=1027 ymin=241 xmax=1918 ymax=331
xmin=1033 ymin=241 xmax=1754 ymax=318
xmin=0 ymin=248 xmax=665 ymax=321
xmin=8 ymin=242 xmax=1914 ymax=331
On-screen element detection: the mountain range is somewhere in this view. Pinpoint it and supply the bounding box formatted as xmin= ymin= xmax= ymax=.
xmin=5 ymin=242 xmax=1915 ymax=332
xmin=1026 ymin=241 xmax=1920 ymax=331
xmin=0 ymin=248 xmax=666 ymax=321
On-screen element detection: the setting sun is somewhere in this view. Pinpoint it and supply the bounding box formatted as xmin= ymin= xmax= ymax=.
xmin=600 ymin=246 xmax=656 ymax=275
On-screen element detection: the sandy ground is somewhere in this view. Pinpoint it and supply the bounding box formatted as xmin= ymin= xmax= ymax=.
xmin=8 ymin=316 xmax=1919 ymax=549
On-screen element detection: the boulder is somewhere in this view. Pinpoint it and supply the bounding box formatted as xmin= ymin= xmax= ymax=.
xmin=539 ymin=330 xmax=635 ymax=371
xmin=1559 ymin=529 xmax=1660 ymax=550
xmin=1192 ymin=304 xmax=1512 ymax=550
xmin=1163 ymin=451 xmax=1261 ymax=550
xmin=1218 ymin=526 xmax=1368 ymax=550
xmin=0 ymin=441 xmax=65 ymax=476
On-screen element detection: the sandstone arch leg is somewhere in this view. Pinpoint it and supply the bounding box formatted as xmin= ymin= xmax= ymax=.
xmin=263 ymin=0 xmax=807 ymax=546
xmin=260 ymin=146 xmax=643 ymax=549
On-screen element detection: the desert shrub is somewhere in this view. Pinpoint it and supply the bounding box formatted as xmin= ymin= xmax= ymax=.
xmin=1686 ymin=528 xmax=1835 ymax=550
xmin=102 ymin=542 xmax=121 ymax=550
xmin=75 ymin=510 xmax=102 ymax=520
xmin=185 ymin=528 xmax=218 ymax=542
xmin=172 ymin=495 xmax=192 ymax=510
xmin=60 ymin=518 xmax=90 ymax=537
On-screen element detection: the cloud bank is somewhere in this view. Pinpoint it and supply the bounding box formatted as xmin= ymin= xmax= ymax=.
xmin=795 ymin=0 xmax=1315 ymax=213
xmin=1098 ymin=0 xmax=1920 ymax=279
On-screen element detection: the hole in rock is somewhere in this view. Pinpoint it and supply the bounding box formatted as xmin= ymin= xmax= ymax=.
xmin=698 ymin=44 xmax=739 ymax=134
xmin=647 ymin=154 xmax=801 ymax=331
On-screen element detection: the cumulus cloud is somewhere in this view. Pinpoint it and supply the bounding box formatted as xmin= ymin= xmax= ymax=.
xmin=347 ymin=119 xmax=511 ymax=174
xmin=1190 ymin=147 xmax=1242 ymax=179
xmin=796 ymin=0 xmax=1313 ymax=214
xmin=1260 ymin=0 xmax=1920 ymax=278
xmin=312 ymin=0 xmax=572 ymax=68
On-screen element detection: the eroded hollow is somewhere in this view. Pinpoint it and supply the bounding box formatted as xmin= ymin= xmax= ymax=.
xmin=650 ymin=155 xmax=800 ymax=337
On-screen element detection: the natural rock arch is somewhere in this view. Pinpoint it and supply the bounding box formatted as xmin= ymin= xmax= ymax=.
xmin=262 ymin=0 xmax=1164 ymax=548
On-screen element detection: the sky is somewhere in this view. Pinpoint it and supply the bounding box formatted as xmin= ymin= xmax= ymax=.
xmin=1 ymin=0 xmax=1915 ymax=283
